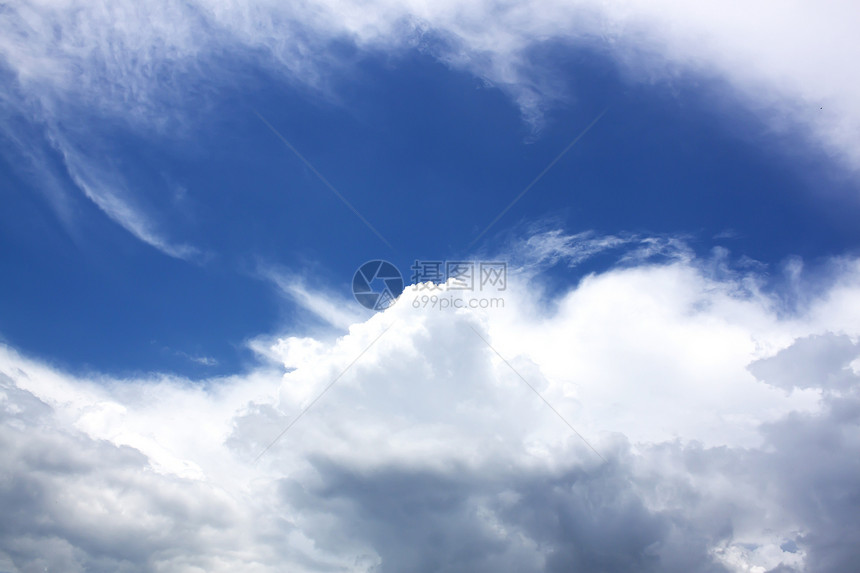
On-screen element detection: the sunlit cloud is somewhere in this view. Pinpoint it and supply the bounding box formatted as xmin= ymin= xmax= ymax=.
xmin=1 ymin=233 xmax=858 ymax=571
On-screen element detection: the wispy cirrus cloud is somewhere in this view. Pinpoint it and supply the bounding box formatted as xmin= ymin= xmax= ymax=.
xmin=3 ymin=0 xmax=860 ymax=166
xmin=260 ymin=264 xmax=369 ymax=330
xmin=52 ymin=134 xmax=203 ymax=261
xmin=0 ymin=112 xmax=203 ymax=260
xmin=3 ymin=0 xmax=859 ymax=258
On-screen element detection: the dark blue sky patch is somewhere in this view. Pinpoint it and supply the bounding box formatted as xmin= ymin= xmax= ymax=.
xmin=1 ymin=43 xmax=858 ymax=378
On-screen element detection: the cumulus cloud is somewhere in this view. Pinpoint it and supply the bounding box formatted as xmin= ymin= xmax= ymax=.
xmin=749 ymin=333 xmax=860 ymax=394
xmin=4 ymin=0 xmax=859 ymax=567
xmin=1 ymin=232 xmax=859 ymax=571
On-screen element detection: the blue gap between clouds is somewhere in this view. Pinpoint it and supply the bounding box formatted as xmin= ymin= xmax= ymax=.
xmin=0 ymin=43 xmax=858 ymax=378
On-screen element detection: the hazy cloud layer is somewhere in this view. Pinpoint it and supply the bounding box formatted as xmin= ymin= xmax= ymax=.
xmin=1 ymin=233 xmax=858 ymax=572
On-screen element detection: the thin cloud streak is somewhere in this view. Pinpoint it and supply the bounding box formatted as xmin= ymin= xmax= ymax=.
xmin=54 ymin=135 xmax=204 ymax=261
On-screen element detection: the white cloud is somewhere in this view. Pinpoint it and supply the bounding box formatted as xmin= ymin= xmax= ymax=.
xmin=3 ymin=0 xmax=859 ymax=567
xmin=0 ymin=106 xmax=204 ymax=260
xmin=1 ymin=233 xmax=859 ymax=571
xmin=52 ymin=134 xmax=203 ymax=261
xmin=3 ymin=0 xmax=860 ymax=167
xmin=3 ymin=0 xmax=858 ymax=256
xmin=261 ymin=266 xmax=369 ymax=331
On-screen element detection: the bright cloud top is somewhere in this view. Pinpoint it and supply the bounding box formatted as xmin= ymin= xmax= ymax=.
xmin=2 ymin=233 xmax=859 ymax=572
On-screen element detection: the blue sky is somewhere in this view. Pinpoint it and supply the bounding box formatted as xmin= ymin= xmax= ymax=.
xmin=2 ymin=2 xmax=860 ymax=572
xmin=3 ymin=44 xmax=858 ymax=377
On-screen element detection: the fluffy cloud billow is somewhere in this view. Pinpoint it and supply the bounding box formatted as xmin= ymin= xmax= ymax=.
xmin=1 ymin=233 xmax=858 ymax=572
